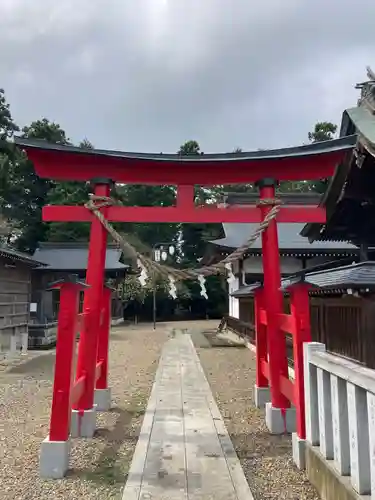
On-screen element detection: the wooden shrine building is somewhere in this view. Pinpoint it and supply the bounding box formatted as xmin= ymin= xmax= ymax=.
xmin=28 ymin=242 xmax=130 ymax=347
xmin=0 ymin=245 xmax=45 ymax=356
xmin=205 ymin=192 xmax=359 ymax=319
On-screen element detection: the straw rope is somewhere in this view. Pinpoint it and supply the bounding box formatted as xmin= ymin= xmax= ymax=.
xmin=84 ymin=195 xmax=281 ymax=281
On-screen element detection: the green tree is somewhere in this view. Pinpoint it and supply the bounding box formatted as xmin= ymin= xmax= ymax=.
xmin=308 ymin=121 xmax=337 ymax=142
xmin=178 ymin=140 xmax=201 ymax=156
xmin=178 ymin=140 xmax=226 ymax=317
xmin=308 ymin=121 xmax=338 ymax=193
xmin=9 ymin=119 xmax=70 ymax=251
xmin=0 ymin=88 xmax=20 ymax=243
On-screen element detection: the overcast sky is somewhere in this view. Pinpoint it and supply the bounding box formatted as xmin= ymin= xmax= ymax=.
xmin=1 ymin=0 xmax=374 ymax=153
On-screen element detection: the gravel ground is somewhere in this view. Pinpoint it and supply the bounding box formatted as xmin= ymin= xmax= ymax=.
xmin=196 ymin=342 xmax=320 ymax=500
xmin=0 ymin=324 xmax=168 ymax=500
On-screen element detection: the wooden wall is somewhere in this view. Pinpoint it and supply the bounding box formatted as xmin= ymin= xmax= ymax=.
xmin=233 ymin=293 xmax=375 ymax=369
xmin=0 ymin=256 xmax=32 ymax=353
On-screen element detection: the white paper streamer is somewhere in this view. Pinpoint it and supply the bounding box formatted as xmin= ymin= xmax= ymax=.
xmin=198 ymin=274 xmax=208 ymax=300
xmin=168 ymin=275 xmax=177 ymax=299
xmin=137 ymin=258 xmax=148 ymax=287
xmin=225 ymin=262 xmax=236 ymax=285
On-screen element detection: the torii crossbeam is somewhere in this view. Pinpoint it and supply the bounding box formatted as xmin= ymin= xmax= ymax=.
xmin=15 ymin=135 xmax=356 ymax=468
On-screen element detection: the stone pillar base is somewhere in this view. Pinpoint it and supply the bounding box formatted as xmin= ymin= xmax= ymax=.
xmin=292 ymin=432 xmax=306 ymax=469
xmin=254 ymin=385 xmax=271 ymax=409
xmin=265 ymin=403 xmax=296 ymax=434
xmin=71 ymin=407 xmax=97 ymax=438
xmin=94 ymin=388 xmax=111 ymax=412
xmin=40 ymin=437 xmax=71 ymax=479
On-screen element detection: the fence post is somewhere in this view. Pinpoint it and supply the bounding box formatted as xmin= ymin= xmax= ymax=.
xmin=39 ymin=275 xmax=88 ymax=479
xmin=254 ymin=287 xmax=270 ymax=408
xmin=94 ymin=285 xmax=112 ymax=411
xmin=289 ymin=282 xmax=312 ymax=469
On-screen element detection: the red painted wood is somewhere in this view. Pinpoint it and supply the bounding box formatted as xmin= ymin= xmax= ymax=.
xmin=42 ymin=205 xmax=327 ymax=224
xmin=177 ymin=185 xmax=195 ymax=209
xmin=261 ymin=359 xmax=270 ymax=380
xmin=259 ymin=308 xmax=268 ymax=325
xmin=280 ymin=375 xmax=295 ymax=405
xmin=255 ymin=289 xmax=268 ymax=388
xmin=96 ymin=287 xmax=112 ymax=390
xmin=95 ymin=361 xmax=104 ymax=383
xmin=73 ymin=183 xmax=110 ymax=412
xmin=259 ymin=183 xmax=290 ymax=409
xmin=49 ymin=283 xmax=81 ymax=442
xmin=71 ymin=375 xmax=86 ymax=407
xmin=278 ymin=313 xmax=296 ymax=335
xmin=25 ymin=147 xmax=345 ymax=184
xmin=289 ymin=283 xmax=312 ymax=440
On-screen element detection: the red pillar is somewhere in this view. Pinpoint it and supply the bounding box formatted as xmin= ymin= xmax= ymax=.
xmin=289 ymin=282 xmax=312 ymax=439
xmin=96 ymin=286 xmax=112 ymax=390
xmin=254 ymin=288 xmax=268 ymax=388
xmin=73 ymin=180 xmax=111 ymax=411
xmin=49 ymin=278 xmax=87 ymax=441
xmin=257 ymin=178 xmax=290 ymax=409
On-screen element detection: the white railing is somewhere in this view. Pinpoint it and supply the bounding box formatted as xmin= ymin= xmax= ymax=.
xmin=303 ymin=342 xmax=375 ymax=496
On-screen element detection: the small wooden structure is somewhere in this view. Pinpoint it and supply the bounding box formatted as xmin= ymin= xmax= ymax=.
xmin=0 ymin=245 xmax=44 ymax=356
xmin=29 ymin=242 xmax=130 ymax=347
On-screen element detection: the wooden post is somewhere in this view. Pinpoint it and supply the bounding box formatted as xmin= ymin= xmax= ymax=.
xmin=48 ymin=278 xmax=87 ymax=441
xmin=257 ymin=179 xmax=289 ymax=410
xmin=289 ymin=282 xmax=312 ymax=440
xmin=73 ymin=180 xmax=111 ymax=419
xmin=255 ymin=288 xmax=267 ymax=387
xmin=96 ymin=286 xmax=111 ymax=390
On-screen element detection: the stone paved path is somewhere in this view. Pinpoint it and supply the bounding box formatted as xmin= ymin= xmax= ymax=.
xmin=122 ymin=332 xmax=254 ymax=499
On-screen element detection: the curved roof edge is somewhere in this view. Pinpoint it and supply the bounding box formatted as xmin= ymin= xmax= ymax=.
xmin=302 ymin=105 xmax=375 ymax=242
xmin=14 ymin=135 xmax=357 ymax=163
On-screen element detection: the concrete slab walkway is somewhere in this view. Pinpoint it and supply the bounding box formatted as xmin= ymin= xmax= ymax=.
xmin=122 ymin=332 xmax=254 ymax=499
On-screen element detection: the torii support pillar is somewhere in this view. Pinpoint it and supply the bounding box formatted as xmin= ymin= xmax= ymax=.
xmin=94 ymin=285 xmax=112 ymax=411
xmin=257 ymin=179 xmax=292 ymax=433
xmin=40 ymin=276 xmax=88 ymax=478
xmin=71 ymin=179 xmax=112 ymax=437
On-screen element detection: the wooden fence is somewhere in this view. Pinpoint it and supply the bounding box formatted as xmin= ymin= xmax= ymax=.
xmin=227 ymin=294 xmax=375 ymax=369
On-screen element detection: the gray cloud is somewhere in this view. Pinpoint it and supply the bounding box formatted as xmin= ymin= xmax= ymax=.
xmin=1 ymin=0 xmax=374 ymax=153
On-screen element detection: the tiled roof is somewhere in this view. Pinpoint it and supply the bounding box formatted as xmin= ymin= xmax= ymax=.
xmin=0 ymin=246 xmax=45 ymax=267
xmin=211 ymin=223 xmax=358 ymax=252
xmin=230 ymin=261 xmax=375 ymax=296
xmin=33 ymin=243 xmax=128 ymax=271
xmin=281 ymin=261 xmax=375 ymax=291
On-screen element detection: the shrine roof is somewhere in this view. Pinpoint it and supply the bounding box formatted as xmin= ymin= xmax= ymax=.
xmin=210 ymin=222 xmax=358 ymax=254
xmin=32 ymin=242 xmax=129 ymax=272
xmin=0 ymin=245 xmax=45 ymax=267
xmin=302 ymin=81 xmax=375 ymax=244
xmin=14 ymin=135 xmax=357 ymax=184
xmin=280 ymin=261 xmax=375 ymax=291
xmin=231 ymin=261 xmax=375 ymax=296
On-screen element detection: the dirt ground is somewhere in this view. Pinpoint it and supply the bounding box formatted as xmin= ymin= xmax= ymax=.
xmin=0 ymin=320 xmax=318 ymax=499
xmin=196 ymin=340 xmax=319 ymax=500
xmin=0 ymin=324 xmax=169 ymax=500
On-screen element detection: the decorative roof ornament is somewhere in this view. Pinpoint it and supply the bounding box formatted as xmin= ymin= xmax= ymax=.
xmin=356 ymin=66 xmax=375 ymax=114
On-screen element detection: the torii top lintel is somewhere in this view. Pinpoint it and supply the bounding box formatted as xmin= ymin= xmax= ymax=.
xmin=15 ymin=135 xmax=357 ymax=185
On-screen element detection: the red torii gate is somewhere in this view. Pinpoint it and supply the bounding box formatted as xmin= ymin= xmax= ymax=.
xmin=15 ymin=135 xmax=356 ymax=477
